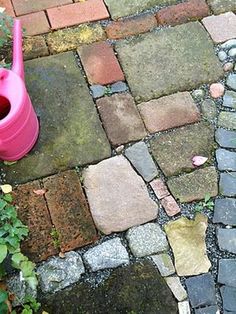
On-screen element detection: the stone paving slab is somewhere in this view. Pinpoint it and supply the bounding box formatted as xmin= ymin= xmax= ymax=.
xmin=1 ymin=52 xmax=111 ymax=184
xmin=167 ymin=167 xmax=218 ymax=203
xmin=116 ymin=22 xmax=223 ymax=103
xmin=13 ymin=181 xmax=58 ymax=262
xmin=43 ymin=170 xmax=98 ymax=252
xmin=213 ymin=198 xmax=236 ymax=225
xmin=104 ymin=0 xmax=178 ymax=19
xmin=40 ymin=261 xmax=178 ymax=313
xmin=150 ymin=122 xmax=215 ymax=177
xmin=208 ymin=0 xmax=236 ymax=14
xmin=83 ymin=156 xmax=158 ymax=234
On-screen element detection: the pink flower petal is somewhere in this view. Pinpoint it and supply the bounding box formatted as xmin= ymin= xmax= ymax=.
xmin=192 ymin=156 xmax=208 ymax=167
xmin=33 ymin=189 xmax=47 ymax=195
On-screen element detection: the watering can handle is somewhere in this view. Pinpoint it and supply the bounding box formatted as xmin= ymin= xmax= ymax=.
xmin=11 ymin=19 xmax=24 ymax=81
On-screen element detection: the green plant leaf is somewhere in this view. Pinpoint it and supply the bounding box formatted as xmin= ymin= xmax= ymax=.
xmin=0 ymin=301 xmax=8 ymax=314
xmin=25 ymin=276 xmax=38 ymax=290
xmin=0 ymin=289 xmax=8 ymax=303
xmin=3 ymin=194 xmax=13 ymax=203
xmin=0 ymin=244 xmax=7 ymax=263
xmin=204 ymin=193 xmax=211 ymax=203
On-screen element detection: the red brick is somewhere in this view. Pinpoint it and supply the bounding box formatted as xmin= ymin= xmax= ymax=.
xmin=150 ymin=179 xmax=170 ymax=200
xmin=12 ymin=0 xmax=72 ymax=16
xmin=161 ymin=195 xmax=181 ymax=217
xmin=19 ymin=11 xmax=50 ymax=36
xmin=79 ymin=41 xmax=124 ymax=85
xmin=47 ymin=0 xmax=109 ymax=30
xmin=156 ymin=0 xmax=210 ymax=26
xmin=106 ymin=14 xmax=157 ymax=40
xmin=43 ymin=170 xmax=98 ymax=253
xmin=0 ymin=0 xmax=15 ymax=16
xmin=13 ymin=181 xmax=58 ymax=262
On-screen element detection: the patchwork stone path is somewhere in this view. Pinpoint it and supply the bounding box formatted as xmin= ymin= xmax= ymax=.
xmin=1 ymin=0 xmax=236 ymax=313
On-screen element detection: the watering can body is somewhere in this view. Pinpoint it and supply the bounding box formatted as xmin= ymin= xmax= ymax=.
xmin=0 ymin=20 xmax=39 ymax=161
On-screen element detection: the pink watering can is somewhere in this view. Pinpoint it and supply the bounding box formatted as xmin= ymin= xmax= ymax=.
xmin=0 ymin=19 xmax=39 ymax=161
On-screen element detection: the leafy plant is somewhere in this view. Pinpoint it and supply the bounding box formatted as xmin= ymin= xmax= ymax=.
xmin=195 ymin=193 xmax=214 ymax=212
xmin=104 ymin=86 xmax=112 ymax=96
xmin=0 ymin=192 xmax=39 ymax=313
xmin=50 ymin=227 xmax=60 ymax=249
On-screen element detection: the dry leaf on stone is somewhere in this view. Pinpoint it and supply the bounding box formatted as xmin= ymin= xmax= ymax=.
xmin=33 ymin=189 xmax=47 ymax=195
xmin=0 ymin=7 xmax=6 ymax=13
xmin=192 ymin=156 xmax=208 ymax=167
xmin=0 ymin=184 xmax=12 ymax=194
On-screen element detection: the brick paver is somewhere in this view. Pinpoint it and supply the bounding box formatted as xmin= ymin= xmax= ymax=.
xmin=0 ymin=0 xmax=15 ymax=16
xmin=13 ymin=181 xmax=58 ymax=262
xmin=106 ymin=14 xmax=157 ymax=39
xmin=78 ymin=42 xmax=124 ymax=85
xmin=12 ymin=0 xmax=72 ymax=16
xmin=47 ymin=0 xmax=109 ymax=30
xmin=19 ymin=11 xmax=50 ymax=36
xmin=156 ymin=0 xmax=209 ymax=26
xmin=43 ymin=170 xmax=98 ymax=252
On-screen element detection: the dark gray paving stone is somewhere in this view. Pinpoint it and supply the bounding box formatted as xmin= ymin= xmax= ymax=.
xmin=104 ymin=0 xmax=178 ymax=19
xmin=215 ymin=128 xmax=236 ymax=149
xmin=185 ymin=273 xmax=216 ymax=308
xmin=216 ymin=148 xmax=236 ymax=171
xmin=40 ymin=261 xmax=178 ymax=314
xmin=124 ymin=142 xmax=158 ymax=182
xmin=150 ymin=122 xmax=215 ymax=177
xmin=220 ymin=173 xmax=236 ymax=197
xmin=221 ymin=286 xmax=236 ymax=312
xmin=218 ymin=259 xmax=236 ymax=287
xmin=208 ymin=0 xmax=236 ymax=14
xmin=194 ymin=305 xmax=219 ymax=314
xmin=223 ymin=91 xmax=236 ymax=109
xmin=116 ymin=22 xmax=223 ymax=103
xmin=217 ymin=228 xmax=236 ymax=254
xmin=213 ymin=198 xmax=236 ymax=225
xmin=0 ymin=52 xmax=111 ymax=184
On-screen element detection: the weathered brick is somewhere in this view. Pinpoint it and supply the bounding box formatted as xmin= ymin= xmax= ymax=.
xmin=13 ymin=181 xmax=58 ymax=262
xmin=47 ymin=0 xmax=109 ymax=30
xmin=138 ymin=92 xmax=200 ymax=133
xmin=19 ymin=11 xmax=50 ymax=36
xmin=156 ymin=0 xmax=209 ymax=26
xmin=97 ymin=93 xmax=147 ymax=145
xmin=78 ymin=41 xmax=124 ymax=85
xmin=44 ymin=170 xmax=98 ymax=253
xmin=46 ymin=23 xmax=106 ymax=54
xmin=106 ymin=14 xmax=157 ymax=40
xmin=150 ymin=179 xmax=170 ymax=200
xmin=161 ymin=196 xmax=181 ymax=217
xmin=23 ymin=36 xmax=49 ymax=60
xmin=0 ymin=0 xmax=15 ymax=16
xmin=12 ymin=0 xmax=72 ymax=16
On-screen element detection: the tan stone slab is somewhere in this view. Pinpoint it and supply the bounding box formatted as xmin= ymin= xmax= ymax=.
xmin=83 ymin=155 xmax=158 ymax=235
xmin=44 ymin=170 xmax=98 ymax=252
xmin=164 ymin=213 xmax=211 ymax=276
xmin=138 ymin=92 xmax=200 ymax=133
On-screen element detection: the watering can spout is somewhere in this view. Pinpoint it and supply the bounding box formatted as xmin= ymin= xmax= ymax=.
xmin=11 ymin=19 xmax=24 ymax=81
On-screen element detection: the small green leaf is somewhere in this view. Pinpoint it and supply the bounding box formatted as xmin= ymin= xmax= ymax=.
xmin=204 ymin=193 xmax=211 ymax=203
xmin=3 ymin=194 xmax=13 ymax=203
xmin=0 ymin=289 xmax=8 ymax=303
xmin=0 ymin=301 xmax=8 ymax=314
xmin=0 ymin=244 xmax=7 ymax=263
xmin=26 ymin=276 xmax=38 ymax=290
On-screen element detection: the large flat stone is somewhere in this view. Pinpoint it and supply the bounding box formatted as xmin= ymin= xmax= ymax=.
xmin=1 ymin=52 xmax=111 ymax=184
xmin=83 ymin=156 xmax=158 ymax=235
xmin=104 ymin=0 xmax=179 ymax=19
xmin=150 ymin=122 xmax=215 ymax=177
xmin=164 ymin=214 xmax=211 ymax=276
xmin=116 ymin=22 xmax=223 ymax=103
xmin=208 ymin=0 xmax=236 ymax=14
xmin=167 ymin=167 xmax=218 ymax=203
xmin=40 ymin=261 xmax=178 ymax=314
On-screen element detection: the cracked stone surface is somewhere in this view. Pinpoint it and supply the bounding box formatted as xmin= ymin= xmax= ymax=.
xmin=83 ymin=156 xmax=158 ymax=234
xmin=164 ymin=213 xmax=211 ymax=276
xmin=116 ymin=22 xmax=223 ymax=103
xmin=83 ymin=238 xmax=129 ymax=271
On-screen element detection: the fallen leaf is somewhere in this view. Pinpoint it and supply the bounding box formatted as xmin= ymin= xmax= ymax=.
xmin=3 ymin=160 xmax=17 ymax=166
xmin=0 ymin=184 xmax=12 ymax=194
xmin=42 ymin=311 xmax=49 ymax=314
xmin=0 ymin=7 xmax=6 ymax=13
xmin=192 ymin=156 xmax=208 ymax=167
xmin=33 ymin=189 xmax=47 ymax=195
xmin=59 ymin=252 xmax=65 ymax=259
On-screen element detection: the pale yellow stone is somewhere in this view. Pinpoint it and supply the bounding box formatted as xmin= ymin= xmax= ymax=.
xmin=164 ymin=213 xmax=211 ymax=276
xmin=46 ymin=24 xmax=106 ymax=54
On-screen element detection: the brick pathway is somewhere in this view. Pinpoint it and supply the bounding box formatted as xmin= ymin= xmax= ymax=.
xmin=1 ymin=0 xmax=236 ymax=313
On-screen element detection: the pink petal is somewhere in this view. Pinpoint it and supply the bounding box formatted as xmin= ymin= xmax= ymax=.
xmin=192 ymin=156 xmax=208 ymax=167
xmin=33 ymin=189 xmax=47 ymax=195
